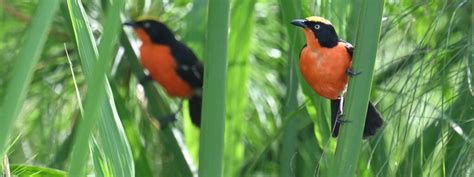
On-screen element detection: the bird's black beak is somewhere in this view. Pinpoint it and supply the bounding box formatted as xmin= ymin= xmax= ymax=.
xmin=291 ymin=19 xmax=307 ymax=28
xmin=123 ymin=22 xmax=139 ymax=28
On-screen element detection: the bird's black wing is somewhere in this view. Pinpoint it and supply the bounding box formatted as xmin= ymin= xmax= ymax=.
xmin=171 ymin=42 xmax=203 ymax=89
xmin=339 ymin=39 xmax=354 ymax=58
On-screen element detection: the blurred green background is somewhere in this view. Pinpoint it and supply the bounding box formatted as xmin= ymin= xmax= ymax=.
xmin=0 ymin=0 xmax=472 ymax=176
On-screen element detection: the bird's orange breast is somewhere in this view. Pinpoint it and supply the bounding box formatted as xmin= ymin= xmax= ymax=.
xmin=139 ymin=44 xmax=193 ymax=98
xmin=299 ymin=42 xmax=351 ymax=99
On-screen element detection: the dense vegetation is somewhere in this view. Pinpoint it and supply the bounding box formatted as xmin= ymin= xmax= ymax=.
xmin=0 ymin=0 xmax=472 ymax=176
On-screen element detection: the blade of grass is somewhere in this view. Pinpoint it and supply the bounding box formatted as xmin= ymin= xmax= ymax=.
xmin=108 ymin=81 xmax=154 ymax=177
xmin=445 ymin=74 xmax=473 ymax=176
xmin=3 ymin=155 xmax=10 ymax=177
xmin=67 ymin=0 xmax=131 ymax=176
xmin=224 ymin=0 xmax=256 ymax=176
xmin=330 ymin=0 xmax=385 ymax=176
xmin=0 ymin=0 xmax=60 ymax=157
xmin=198 ymin=0 xmax=230 ymax=176
xmin=278 ymin=1 xmax=303 ymax=176
xmin=10 ymin=165 xmax=66 ymax=177
xmin=93 ymin=3 xmax=134 ymax=176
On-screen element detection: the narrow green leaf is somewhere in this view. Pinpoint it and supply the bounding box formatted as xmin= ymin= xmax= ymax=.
xmin=10 ymin=165 xmax=67 ymax=177
xmin=66 ymin=0 xmax=132 ymax=176
xmin=198 ymin=0 xmax=230 ymax=176
xmin=224 ymin=0 xmax=256 ymax=176
xmin=0 ymin=0 xmax=60 ymax=156
xmin=330 ymin=1 xmax=385 ymax=177
xmin=277 ymin=1 xmax=303 ymax=176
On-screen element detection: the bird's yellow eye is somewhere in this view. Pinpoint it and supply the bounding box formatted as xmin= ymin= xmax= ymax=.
xmin=314 ymin=24 xmax=320 ymax=30
xmin=144 ymin=22 xmax=150 ymax=28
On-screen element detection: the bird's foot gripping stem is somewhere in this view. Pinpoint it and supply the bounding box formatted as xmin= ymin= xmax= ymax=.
xmin=335 ymin=113 xmax=352 ymax=124
xmin=346 ymin=68 xmax=361 ymax=77
xmin=158 ymin=101 xmax=184 ymax=129
xmin=336 ymin=96 xmax=351 ymax=124
xmin=159 ymin=114 xmax=178 ymax=129
xmin=139 ymin=75 xmax=153 ymax=85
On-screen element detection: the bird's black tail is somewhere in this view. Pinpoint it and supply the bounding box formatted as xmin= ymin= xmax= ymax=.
xmin=330 ymin=99 xmax=383 ymax=138
xmin=189 ymin=95 xmax=202 ymax=127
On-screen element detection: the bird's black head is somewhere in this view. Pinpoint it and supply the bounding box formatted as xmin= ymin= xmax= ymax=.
xmin=124 ymin=19 xmax=176 ymax=44
xmin=291 ymin=16 xmax=339 ymax=48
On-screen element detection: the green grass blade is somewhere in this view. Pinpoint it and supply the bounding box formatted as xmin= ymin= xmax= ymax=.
xmin=224 ymin=0 xmax=256 ymax=176
xmin=445 ymin=75 xmax=473 ymax=176
xmin=108 ymin=81 xmax=154 ymax=177
xmin=330 ymin=0 xmax=385 ymax=176
xmin=94 ymin=90 xmax=134 ymax=176
xmin=277 ymin=1 xmax=303 ymax=176
xmin=10 ymin=164 xmax=67 ymax=177
xmin=198 ymin=0 xmax=230 ymax=176
xmin=67 ymin=0 xmax=130 ymax=176
xmin=0 ymin=0 xmax=60 ymax=157
xmin=94 ymin=1 xmax=134 ymax=176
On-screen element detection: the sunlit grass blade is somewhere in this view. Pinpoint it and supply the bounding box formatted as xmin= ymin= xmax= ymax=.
xmin=330 ymin=0 xmax=385 ymax=176
xmin=198 ymin=0 xmax=230 ymax=176
xmin=0 ymin=0 xmax=60 ymax=157
xmin=94 ymin=2 xmax=134 ymax=176
xmin=10 ymin=165 xmax=66 ymax=177
xmin=66 ymin=0 xmax=131 ymax=176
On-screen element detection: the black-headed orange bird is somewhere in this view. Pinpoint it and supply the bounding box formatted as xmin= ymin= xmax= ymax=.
xmin=124 ymin=19 xmax=203 ymax=127
xmin=291 ymin=16 xmax=383 ymax=138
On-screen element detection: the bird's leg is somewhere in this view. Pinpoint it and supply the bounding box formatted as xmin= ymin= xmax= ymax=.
xmin=139 ymin=74 xmax=153 ymax=85
xmin=346 ymin=67 xmax=361 ymax=77
xmin=159 ymin=100 xmax=184 ymax=129
xmin=336 ymin=96 xmax=351 ymax=124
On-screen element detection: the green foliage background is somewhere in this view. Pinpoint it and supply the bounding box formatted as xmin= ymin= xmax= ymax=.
xmin=0 ymin=0 xmax=472 ymax=176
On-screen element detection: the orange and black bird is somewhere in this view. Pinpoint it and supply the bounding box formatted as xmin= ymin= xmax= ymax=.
xmin=291 ymin=16 xmax=383 ymax=138
xmin=124 ymin=19 xmax=203 ymax=127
